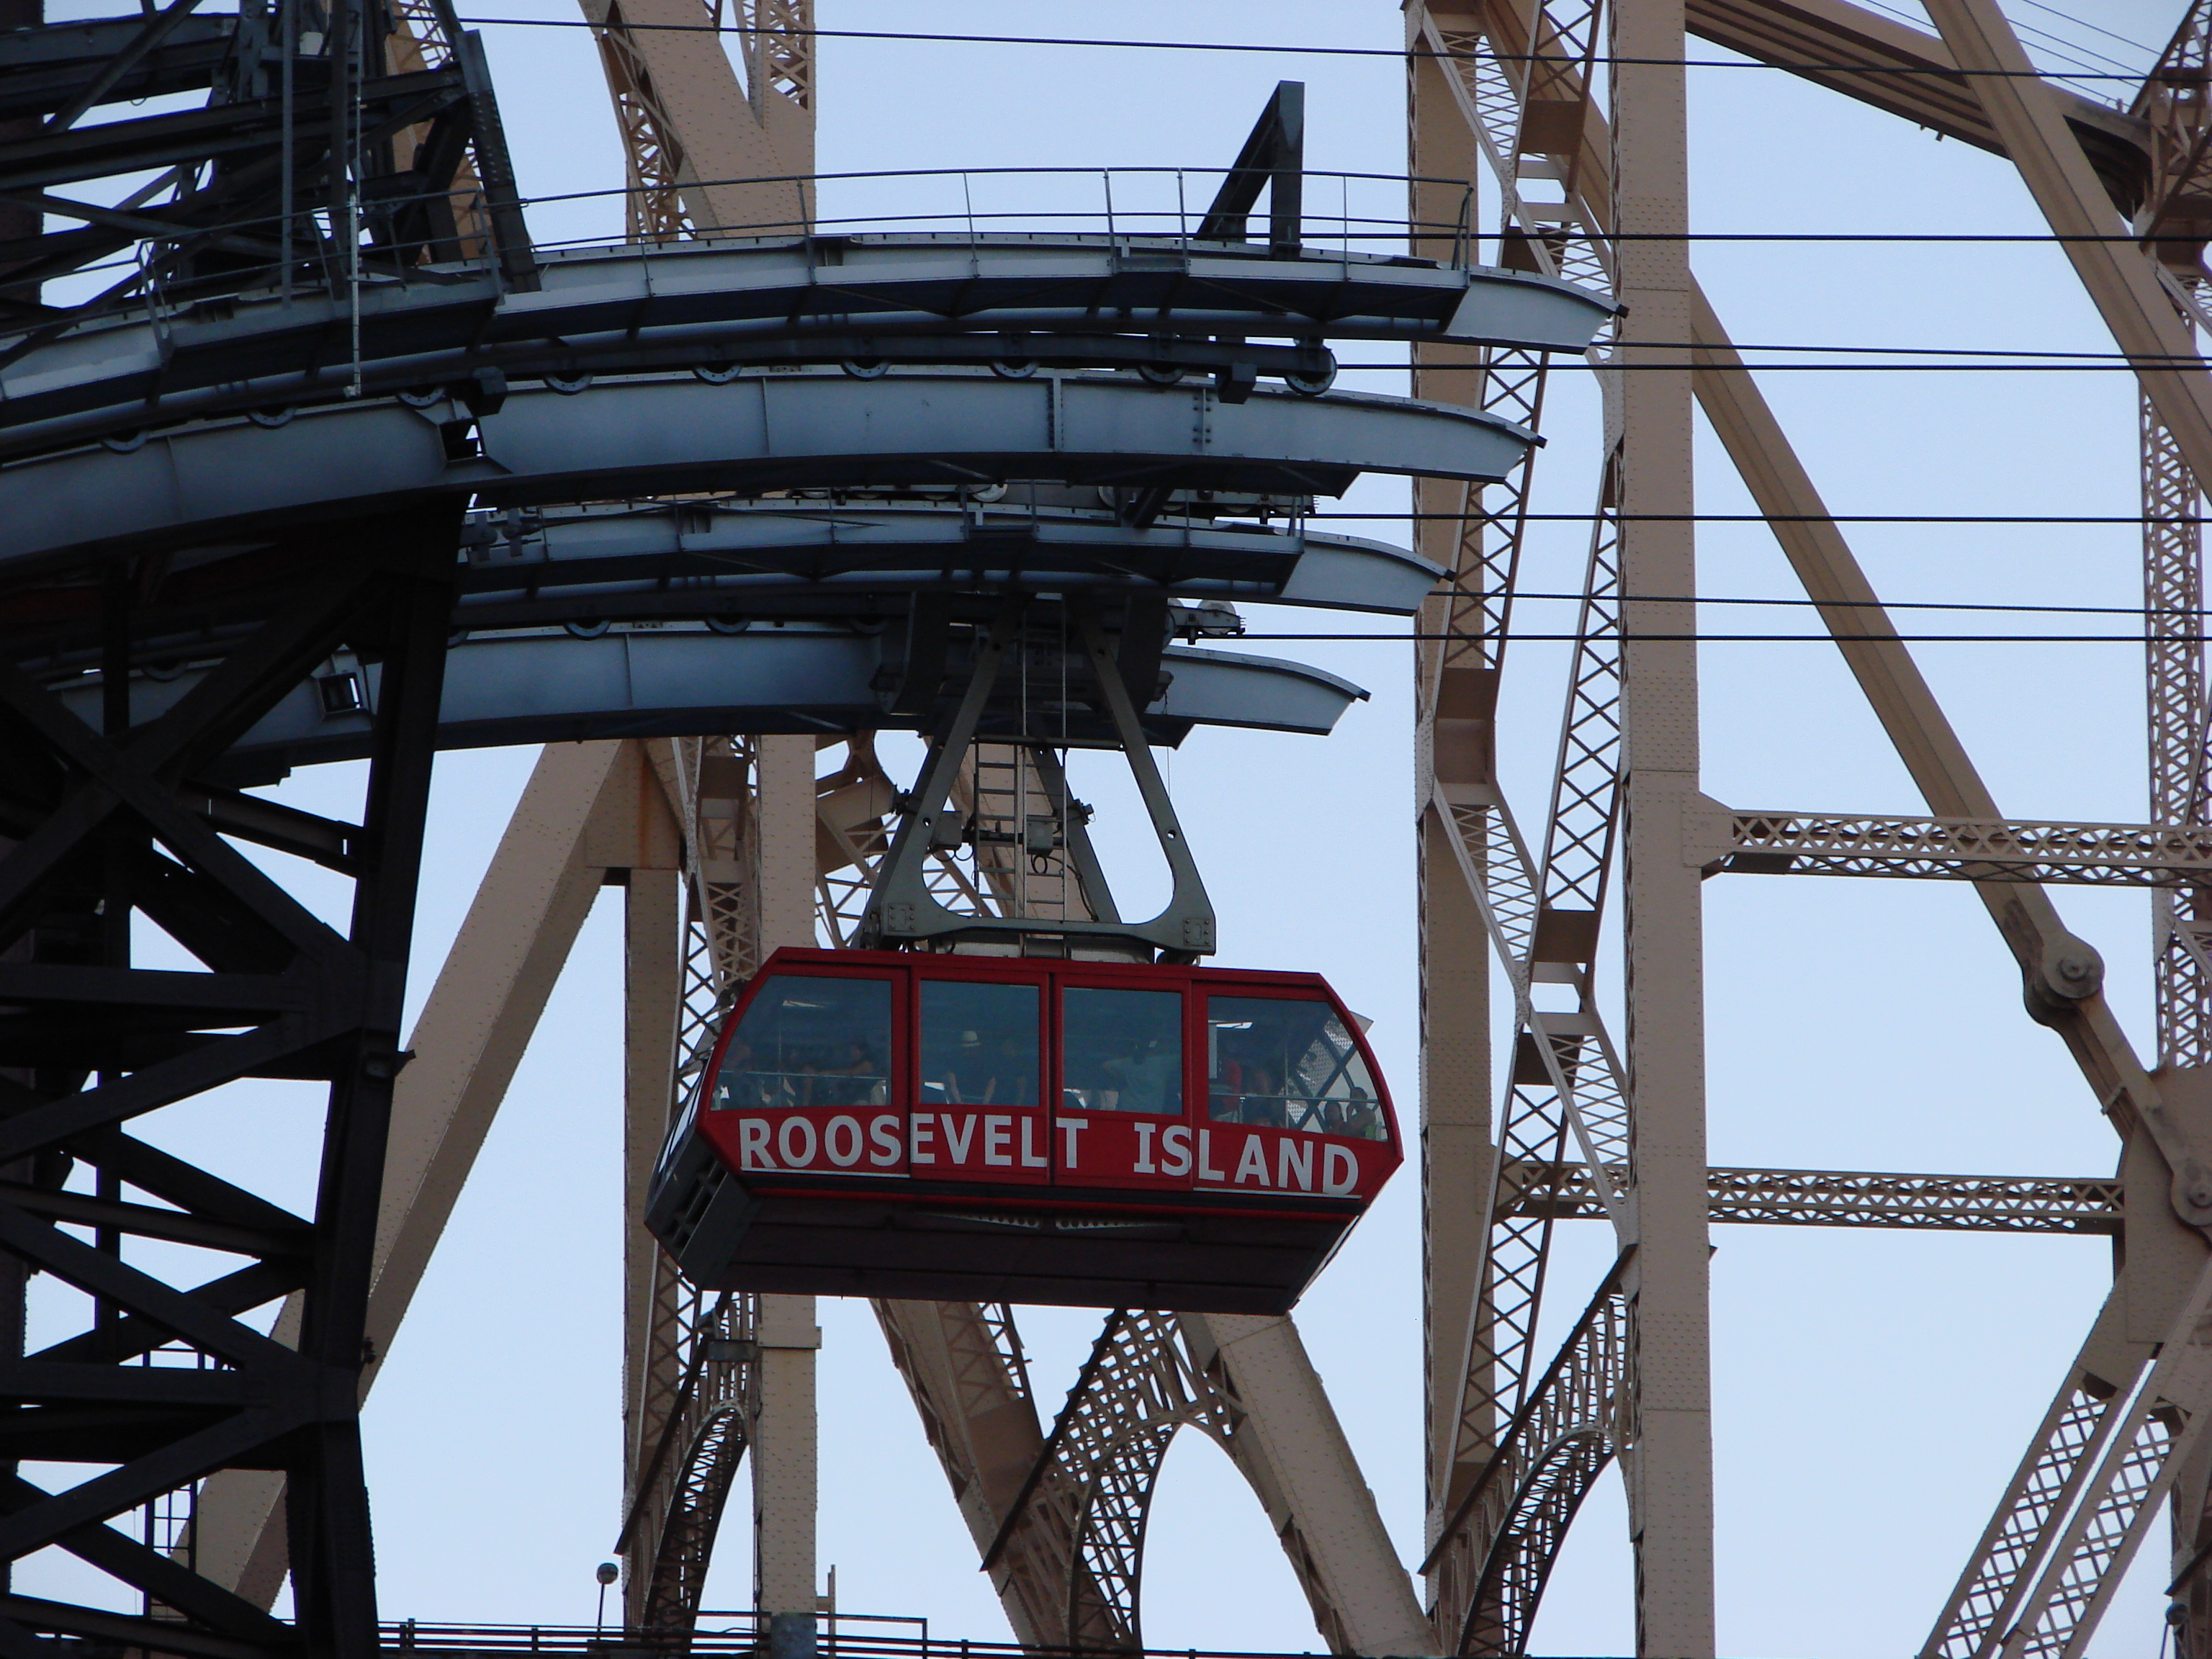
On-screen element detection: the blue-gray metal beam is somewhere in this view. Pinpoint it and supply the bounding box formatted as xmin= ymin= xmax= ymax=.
xmin=1 ymin=236 xmax=1614 ymax=457
xmin=1 ymin=371 xmax=1533 ymax=570
xmin=63 ymin=629 xmax=1368 ymax=782
xmin=456 ymin=505 xmax=1444 ymax=620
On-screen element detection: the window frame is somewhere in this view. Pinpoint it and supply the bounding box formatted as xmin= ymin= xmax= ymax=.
xmin=708 ymin=964 xmax=905 ymax=1115
xmin=914 ymin=974 xmax=1045 ymax=1111
xmin=1200 ymin=988 xmax=1388 ymax=1143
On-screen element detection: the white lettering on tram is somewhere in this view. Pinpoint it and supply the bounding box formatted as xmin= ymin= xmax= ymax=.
xmin=1197 ymin=1128 xmax=1226 ymax=1182
xmin=730 ymin=1111 xmax=1359 ymax=1192
xmin=1159 ymin=1124 xmax=1192 ymax=1178
xmin=741 ymin=1115 xmax=903 ymax=1171
xmin=1323 ymin=1144 xmax=1358 ymax=1196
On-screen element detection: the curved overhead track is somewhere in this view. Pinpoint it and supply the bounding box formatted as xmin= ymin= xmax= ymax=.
xmin=2 ymin=503 xmax=1437 ymax=678
xmin=63 ymin=629 xmax=1370 ymax=783
xmin=0 ymin=371 xmax=1534 ymax=572
xmin=0 ymin=235 xmax=1616 ymax=456
xmin=451 ymin=505 xmax=1446 ymax=628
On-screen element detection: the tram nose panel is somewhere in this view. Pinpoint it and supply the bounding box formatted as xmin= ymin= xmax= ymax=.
xmin=649 ymin=948 xmax=1402 ymax=1311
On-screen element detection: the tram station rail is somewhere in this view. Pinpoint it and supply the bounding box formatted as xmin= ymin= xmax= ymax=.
xmin=8 ymin=164 xmax=1491 ymax=348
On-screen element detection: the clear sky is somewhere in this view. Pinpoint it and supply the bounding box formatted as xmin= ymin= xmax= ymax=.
xmin=21 ymin=1 xmax=2212 ymax=1654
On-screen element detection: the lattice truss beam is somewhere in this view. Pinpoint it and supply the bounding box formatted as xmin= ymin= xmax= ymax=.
xmin=1501 ymin=1164 xmax=2123 ymax=1233
xmin=0 ymin=0 xmax=535 ymax=338
xmin=1689 ymin=806 xmax=2212 ymax=885
xmin=1408 ymin=0 xmax=2212 ymax=1655
xmin=0 ymin=508 xmax=465 ymax=1658
xmin=576 ymin=0 xmax=813 ymax=240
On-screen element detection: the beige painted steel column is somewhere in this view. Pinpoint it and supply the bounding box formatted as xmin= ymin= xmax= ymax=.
xmin=575 ymin=0 xmax=809 ymax=236
xmin=1418 ymin=804 xmax=1492 ymax=1533
xmin=1611 ymin=3 xmax=1716 ymax=1653
xmin=752 ymin=735 xmax=820 ymax=1650
xmin=1923 ymin=0 xmax=2212 ymax=491
xmin=622 ymin=863 xmax=684 ymax=1568
xmin=1182 ymin=1313 xmax=1433 ymax=1655
xmin=1408 ymin=32 xmax=1499 ymax=1544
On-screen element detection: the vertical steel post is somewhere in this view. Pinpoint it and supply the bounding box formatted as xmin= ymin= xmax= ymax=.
xmin=1609 ymin=2 xmax=1716 ymax=1652
xmin=1409 ymin=32 xmax=1501 ymax=1551
xmin=289 ymin=527 xmax=461 ymax=1657
xmin=2145 ymin=395 xmax=2210 ymax=1071
xmin=624 ymin=850 xmax=684 ymax=1627
xmin=752 ymin=735 xmax=820 ymax=1658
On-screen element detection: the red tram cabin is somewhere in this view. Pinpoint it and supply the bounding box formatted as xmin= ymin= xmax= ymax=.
xmin=647 ymin=948 xmax=1403 ymax=1313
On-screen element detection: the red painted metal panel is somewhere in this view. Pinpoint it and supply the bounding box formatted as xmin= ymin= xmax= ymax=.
xmin=693 ymin=948 xmax=1403 ymax=1214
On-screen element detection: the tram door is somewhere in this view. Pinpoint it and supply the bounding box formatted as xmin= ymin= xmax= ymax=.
xmin=911 ymin=973 xmax=1051 ymax=1186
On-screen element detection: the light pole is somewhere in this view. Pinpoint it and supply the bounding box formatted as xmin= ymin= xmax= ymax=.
xmin=595 ymin=1561 xmax=621 ymax=1640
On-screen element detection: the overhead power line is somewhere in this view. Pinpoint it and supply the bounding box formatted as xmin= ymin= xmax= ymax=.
xmin=2011 ymin=0 xmax=2154 ymax=57
xmin=1483 ymin=593 xmax=2212 ymax=619
xmin=1234 ymin=631 xmax=2212 ymax=644
xmin=1304 ymin=513 xmax=2198 ymax=526
xmin=1394 ymin=361 xmax=2212 ymax=372
xmin=447 ymin=14 xmax=2168 ymax=78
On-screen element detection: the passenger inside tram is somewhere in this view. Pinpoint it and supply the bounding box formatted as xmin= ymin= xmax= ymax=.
xmin=1062 ymin=986 xmax=1182 ymax=1114
xmin=1207 ymin=997 xmax=1389 ymax=1138
xmin=714 ymin=975 xmax=892 ymax=1111
xmin=921 ymin=979 xmax=1039 ymax=1105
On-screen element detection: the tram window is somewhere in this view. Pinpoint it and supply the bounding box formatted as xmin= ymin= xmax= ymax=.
xmin=1206 ymin=997 xmax=1385 ymax=1140
xmin=920 ymin=980 xmax=1040 ymax=1106
xmin=1061 ymin=987 xmax=1183 ymax=1115
xmin=712 ymin=976 xmax=892 ymax=1111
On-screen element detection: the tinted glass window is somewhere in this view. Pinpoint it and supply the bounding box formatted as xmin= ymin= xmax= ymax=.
xmin=921 ymin=979 xmax=1040 ymax=1106
xmin=713 ymin=975 xmax=892 ymax=1110
xmin=1062 ymin=986 xmax=1183 ymax=1115
xmin=1207 ymin=997 xmax=1385 ymax=1139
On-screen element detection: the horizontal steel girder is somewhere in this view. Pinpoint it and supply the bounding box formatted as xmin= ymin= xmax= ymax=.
xmin=1678 ymin=0 xmax=2149 ymax=215
xmin=0 ymin=12 xmax=240 ymax=123
xmin=1687 ymin=801 xmax=2212 ymax=885
xmin=447 ymin=505 xmax=1444 ymax=629
xmin=1501 ymin=1161 xmax=2123 ymax=1234
xmin=0 ymin=370 xmax=1532 ymax=572
xmin=63 ymin=629 xmax=1367 ymax=784
xmin=1 ymin=505 xmax=1437 ymax=682
xmin=0 ymin=235 xmax=1615 ymax=458
xmin=0 ymin=64 xmax=466 ymax=199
